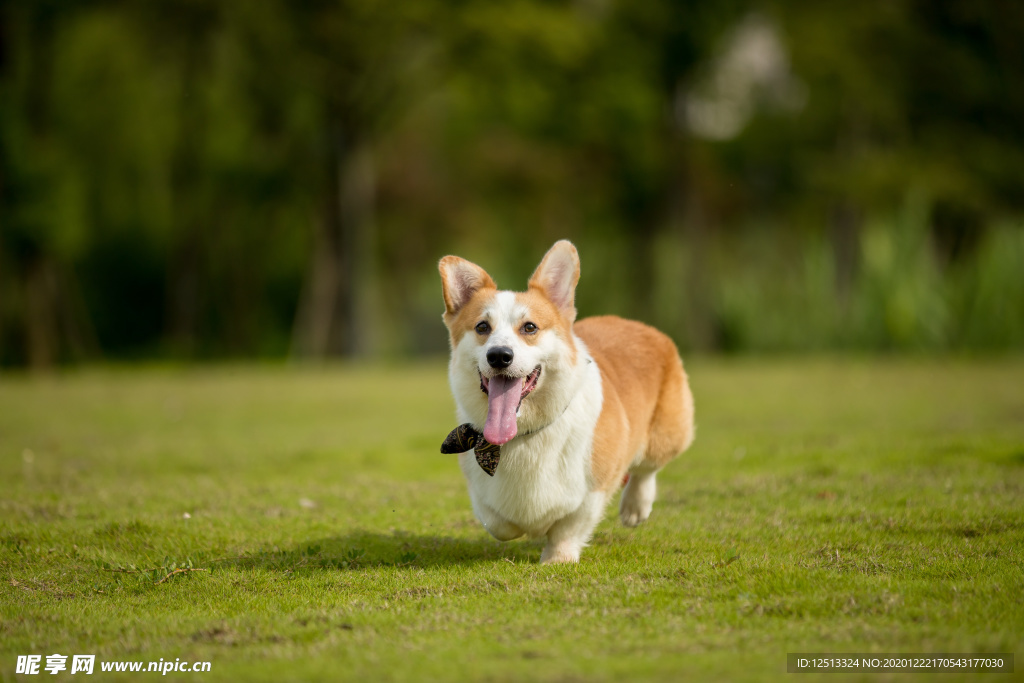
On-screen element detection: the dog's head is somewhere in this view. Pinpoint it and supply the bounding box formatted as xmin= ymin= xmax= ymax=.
xmin=439 ymin=240 xmax=581 ymax=445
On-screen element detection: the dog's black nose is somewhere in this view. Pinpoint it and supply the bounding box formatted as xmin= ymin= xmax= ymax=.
xmin=487 ymin=346 xmax=514 ymax=369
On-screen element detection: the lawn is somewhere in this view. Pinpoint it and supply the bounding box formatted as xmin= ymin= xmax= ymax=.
xmin=1 ymin=358 xmax=1022 ymax=682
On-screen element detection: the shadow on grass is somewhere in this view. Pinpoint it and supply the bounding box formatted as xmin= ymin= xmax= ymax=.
xmin=217 ymin=530 xmax=542 ymax=573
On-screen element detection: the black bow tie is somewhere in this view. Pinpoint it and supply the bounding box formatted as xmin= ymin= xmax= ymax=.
xmin=440 ymin=423 xmax=501 ymax=476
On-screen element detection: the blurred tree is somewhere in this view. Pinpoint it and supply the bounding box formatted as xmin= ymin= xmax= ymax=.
xmin=610 ymin=0 xmax=746 ymax=347
xmin=130 ymin=0 xmax=223 ymax=356
xmin=266 ymin=0 xmax=438 ymax=359
xmin=769 ymin=0 xmax=1024 ymax=265
xmin=1 ymin=0 xmax=1022 ymax=367
xmin=428 ymin=0 xmax=744 ymax=347
xmin=0 ymin=0 xmax=100 ymax=368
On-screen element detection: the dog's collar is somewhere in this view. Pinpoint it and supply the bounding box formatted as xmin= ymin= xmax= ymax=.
xmin=519 ymin=396 xmax=574 ymax=437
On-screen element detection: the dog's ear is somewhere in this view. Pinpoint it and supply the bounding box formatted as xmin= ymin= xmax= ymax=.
xmin=439 ymin=256 xmax=496 ymax=317
xmin=529 ymin=240 xmax=580 ymax=321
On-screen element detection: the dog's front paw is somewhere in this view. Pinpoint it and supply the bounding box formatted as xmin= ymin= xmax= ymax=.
xmin=540 ymin=543 xmax=580 ymax=564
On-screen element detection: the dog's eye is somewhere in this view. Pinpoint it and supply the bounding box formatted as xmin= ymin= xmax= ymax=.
xmin=522 ymin=322 xmax=538 ymax=335
xmin=475 ymin=321 xmax=491 ymax=335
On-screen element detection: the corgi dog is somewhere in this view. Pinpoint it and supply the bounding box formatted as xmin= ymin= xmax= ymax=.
xmin=438 ymin=240 xmax=695 ymax=563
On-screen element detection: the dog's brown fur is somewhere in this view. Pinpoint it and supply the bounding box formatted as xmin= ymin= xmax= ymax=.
xmin=576 ymin=316 xmax=695 ymax=491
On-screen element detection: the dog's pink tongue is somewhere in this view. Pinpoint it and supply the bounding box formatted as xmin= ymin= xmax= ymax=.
xmin=483 ymin=375 xmax=521 ymax=445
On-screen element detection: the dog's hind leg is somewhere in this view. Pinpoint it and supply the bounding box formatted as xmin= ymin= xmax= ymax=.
xmin=469 ymin=497 xmax=525 ymax=541
xmin=620 ymin=356 xmax=695 ymax=527
xmin=646 ymin=356 xmax=695 ymax=468
xmin=620 ymin=466 xmax=657 ymax=527
xmin=476 ymin=507 xmax=525 ymax=541
xmin=482 ymin=516 xmax=525 ymax=542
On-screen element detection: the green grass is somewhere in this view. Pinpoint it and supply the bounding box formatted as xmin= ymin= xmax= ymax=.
xmin=1 ymin=358 xmax=1022 ymax=682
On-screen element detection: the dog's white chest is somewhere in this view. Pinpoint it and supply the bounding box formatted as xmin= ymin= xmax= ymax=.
xmin=455 ymin=354 xmax=603 ymax=537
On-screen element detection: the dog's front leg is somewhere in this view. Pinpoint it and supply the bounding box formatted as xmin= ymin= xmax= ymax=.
xmin=540 ymin=491 xmax=608 ymax=564
xmin=471 ymin=501 xmax=525 ymax=541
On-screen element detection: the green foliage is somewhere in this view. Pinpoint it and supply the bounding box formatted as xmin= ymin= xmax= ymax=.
xmin=1 ymin=362 xmax=1022 ymax=680
xmin=1 ymin=0 xmax=1022 ymax=365
xmin=687 ymin=208 xmax=1024 ymax=353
